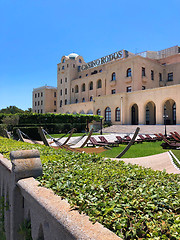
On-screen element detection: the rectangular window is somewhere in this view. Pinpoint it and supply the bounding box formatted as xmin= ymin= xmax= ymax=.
xmin=65 ymin=88 xmax=67 ymax=95
xmin=111 ymin=89 xmax=116 ymax=94
xmin=41 ymin=92 xmax=43 ymax=97
xmin=159 ymin=73 xmax=162 ymax=81
xmin=168 ymin=72 xmax=173 ymax=81
xmin=65 ymin=77 xmax=67 ymax=82
xmin=41 ymin=100 xmax=43 ymax=105
xmin=38 ymin=101 xmax=40 ymax=106
xmin=73 ymin=64 xmax=75 ymax=68
xmin=35 ymin=93 xmax=37 ymax=98
xmin=35 ymin=102 xmax=36 ymax=106
xmin=142 ymin=67 xmax=145 ymax=77
xmin=72 ymin=88 xmax=74 ymax=92
xmin=54 ymin=92 xmax=56 ymax=97
xmin=60 ymin=89 xmax=62 ymax=96
xmin=54 ymin=109 xmax=56 ymax=112
xmin=60 ymin=79 xmax=62 ymax=84
xmin=127 ymin=86 xmax=132 ymax=92
xmin=38 ymin=93 xmax=40 ymax=97
xmin=151 ymin=70 xmax=154 ymax=80
xmin=41 ymin=109 xmax=43 ymax=113
xmin=54 ymin=101 xmax=56 ymax=106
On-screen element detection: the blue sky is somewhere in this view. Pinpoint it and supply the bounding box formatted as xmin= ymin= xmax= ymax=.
xmin=0 ymin=0 xmax=179 ymax=110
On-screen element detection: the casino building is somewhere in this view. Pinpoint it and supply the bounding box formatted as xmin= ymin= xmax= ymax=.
xmin=33 ymin=45 xmax=180 ymax=125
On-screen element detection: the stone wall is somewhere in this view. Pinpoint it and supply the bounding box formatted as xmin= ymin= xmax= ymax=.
xmin=0 ymin=150 xmax=121 ymax=240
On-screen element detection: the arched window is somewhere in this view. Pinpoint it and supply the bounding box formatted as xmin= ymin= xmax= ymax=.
xmin=90 ymin=96 xmax=93 ymax=101
xmin=97 ymin=79 xmax=102 ymax=88
xmin=115 ymin=107 xmax=120 ymax=121
xmin=89 ymin=81 xmax=93 ymax=90
xmin=82 ymin=83 xmax=85 ymax=92
xmin=127 ymin=68 xmax=131 ymax=77
xmin=112 ymin=72 xmax=116 ymax=81
xmin=82 ymin=97 xmax=85 ymax=102
xmin=60 ymin=100 xmax=62 ymax=107
xmin=75 ymin=99 xmax=78 ymax=103
xmin=97 ymin=109 xmax=101 ymax=115
xmin=105 ymin=107 xmax=111 ymax=121
xmin=75 ymin=85 xmax=79 ymax=93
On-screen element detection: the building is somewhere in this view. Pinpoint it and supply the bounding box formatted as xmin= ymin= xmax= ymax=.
xmin=33 ymin=45 xmax=180 ymax=125
xmin=32 ymin=86 xmax=57 ymax=113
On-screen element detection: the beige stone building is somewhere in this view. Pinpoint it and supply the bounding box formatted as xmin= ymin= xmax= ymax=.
xmin=33 ymin=45 xmax=180 ymax=125
xmin=32 ymin=86 xmax=57 ymax=113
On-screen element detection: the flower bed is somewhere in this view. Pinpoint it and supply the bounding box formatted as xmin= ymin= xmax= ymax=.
xmin=0 ymin=137 xmax=179 ymax=239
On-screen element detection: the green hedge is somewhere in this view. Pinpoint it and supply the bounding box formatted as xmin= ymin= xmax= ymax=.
xmin=0 ymin=137 xmax=179 ymax=239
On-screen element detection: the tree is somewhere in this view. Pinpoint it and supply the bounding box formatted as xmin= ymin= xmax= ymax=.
xmin=0 ymin=106 xmax=24 ymax=114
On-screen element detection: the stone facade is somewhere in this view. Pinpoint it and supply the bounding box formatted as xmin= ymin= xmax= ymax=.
xmin=32 ymin=45 xmax=180 ymax=125
xmin=32 ymin=86 xmax=57 ymax=113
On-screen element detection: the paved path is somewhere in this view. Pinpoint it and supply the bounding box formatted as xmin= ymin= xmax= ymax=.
xmin=111 ymin=152 xmax=180 ymax=174
xmin=103 ymin=125 xmax=180 ymax=135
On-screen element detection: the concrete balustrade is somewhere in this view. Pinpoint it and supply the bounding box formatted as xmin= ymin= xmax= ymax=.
xmin=0 ymin=150 xmax=121 ymax=240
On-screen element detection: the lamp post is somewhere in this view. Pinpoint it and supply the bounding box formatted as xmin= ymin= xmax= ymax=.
xmin=163 ymin=108 xmax=168 ymax=137
xmin=100 ymin=117 xmax=103 ymax=135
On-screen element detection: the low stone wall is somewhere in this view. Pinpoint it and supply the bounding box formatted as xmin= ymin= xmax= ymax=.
xmin=0 ymin=150 xmax=121 ymax=240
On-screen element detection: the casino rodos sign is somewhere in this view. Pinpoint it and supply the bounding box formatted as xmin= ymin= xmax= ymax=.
xmin=79 ymin=50 xmax=128 ymax=71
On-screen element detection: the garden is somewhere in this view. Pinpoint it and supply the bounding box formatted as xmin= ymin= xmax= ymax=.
xmin=0 ymin=137 xmax=179 ymax=239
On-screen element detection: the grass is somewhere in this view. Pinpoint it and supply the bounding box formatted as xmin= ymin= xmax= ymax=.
xmin=98 ymin=141 xmax=180 ymax=160
xmin=46 ymin=132 xmax=100 ymax=139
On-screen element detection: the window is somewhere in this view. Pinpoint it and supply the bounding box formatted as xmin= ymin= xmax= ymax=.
xmin=65 ymin=99 xmax=67 ymax=105
xmin=105 ymin=107 xmax=111 ymax=121
xmin=35 ymin=110 xmax=36 ymax=113
xmin=54 ymin=109 xmax=56 ymax=112
xmin=168 ymin=72 xmax=173 ymax=81
xmin=151 ymin=70 xmax=154 ymax=80
xmin=67 ymin=64 xmax=69 ymax=68
xmin=38 ymin=93 xmax=40 ymax=97
xmin=115 ymin=107 xmax=120 ymax=121
xmin=54 ymin=92 xmax=56 ymax=97
xmin=62 ymin=66 xmax=64 ymax=70
xmin=99 ymin=69 xmax=102 ymax=72
xmin=90 ymin=96 xmax=93 ymax=101
xmin=91 ymin=70 xmax=97 ymax=75
xmin=38 ymin=101 xmax=40 ymax=106
xmin=79 ymin=59 xmax=82 ymax=63
xmin=58 ymin=67 xmax=60 ymax=71
xmin=60 ymin=89 xmax=62 ymax=96
xmin=41 ymin=100 xmax=43 ymax=105
xmin=127 ymin=68 xmax=131 ymax=77
xmin=35 ymin=93 xmax=37 ymax=98
xmin=60 ymin=79 xmax=62 ymax=84
xmin=75 ymin=99 xmax=78 ymax=103
xmin=41 ymin=92 xmax=43 ymax=97
xmin=82 ymin=97 xmax=85 ymax=102
xmin=38 ymin=110 xmax=39 ymax=113
xmin=97 ymin=79 xmax=102 ymax=88
xmin=73 ymin=64 xmax=75 ymax=68
xmin=60 ymin=100 xmax=62 ymax=107
xmin=159 ymin=73 xmax=162 ymax=81
xmin=142 ymin=86 xmax=146 ymax=90
xmin=127 ymin=86 xmax=132 ymax=92
xmin=54 ymin=101 xmax=56 ymax=106
xmin=89 ymin=81 xmax=93 ymax=90
xmin=75 ymin=85 xmax=79 ymax=93
xmin=111 ymin=72 xmax=116 ymax=81
xmin=35 ymin=102 xmax=36 ymax=106
xmin=79 ymin=76 xmax=81 ymax=78
xmin=72 ymin=88 xmax=74 ymax=92
xmin=65 ymin=88 xmax=67 ymax=95
xmin=97 ymin=109 xmax=101 ymax=115
xmin=65 ymin=77 xmax=67 ymax=82
xmin=86 ymin=74 xmax=88 ymax=77
xmin=82 ymin=83 xmax=85 ymax=92
xmin=142 ymin=67 xmax=145 ymax=77
xmin=62 ymin=59 xmax=65 ymax=63
xmin=111 ymin=89 xmax=116 ymax=94
xmin=41 ymin=109 xmax=43 ymax=113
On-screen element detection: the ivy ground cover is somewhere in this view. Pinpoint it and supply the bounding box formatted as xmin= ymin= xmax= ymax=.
xmin=0 ymin=137 xmax=180 ymax=239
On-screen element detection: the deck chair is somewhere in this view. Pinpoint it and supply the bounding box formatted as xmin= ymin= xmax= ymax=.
xmin=138 ymin=134 xmax=151 ymax=142
xmin=154 ymin=133 xmax=163 ymax=141
xmin=98 ymin=136 xmax=119 ymax=147
xmin=145 ymin=134 xmax=157 ymax=142
xmin=170 ymin=132 xmax=180 ymax=142
xmin=174 ymin=131 xmax=180 ymax=140
xmin=161 ymin=137 xmax=180 ymax=149
xmin=115 ymin=136 xmax=130 ymax=144
xmin=124 ymin=135 xmax=143 ymax=144
xmin=87 ymin=137 xmax=110 ymax=147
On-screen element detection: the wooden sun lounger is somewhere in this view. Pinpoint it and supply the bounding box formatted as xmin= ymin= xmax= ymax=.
xmin=98 ymin=136 xmax=119 ymax=147
xmin=161 ymin=137 xmax=180 ymax=149
xmin=138 ymin=134 xmax=152 ymax=142
xmin=154 ymin=133 xmax=163 ymax=141
xmin=87 ymin=137 xmax=110 ymax=147
xmin=115 ymin=136 xmax=129 ymax=144
xmin=174 ymin=131 xmax=180 ymax=140
xmin=169 ymin=132 xmax=180 ymax=142
xmin=145 ymin=134 xmax=157 ymax=142
xmin=124 ymin=135 xmax=143 ymax=144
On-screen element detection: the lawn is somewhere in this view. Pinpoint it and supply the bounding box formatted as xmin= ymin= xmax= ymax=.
xmin=98 ymin=141 xmax=180 ymax=160
xmin=46 ymin=132 xmax=100 ymax=139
